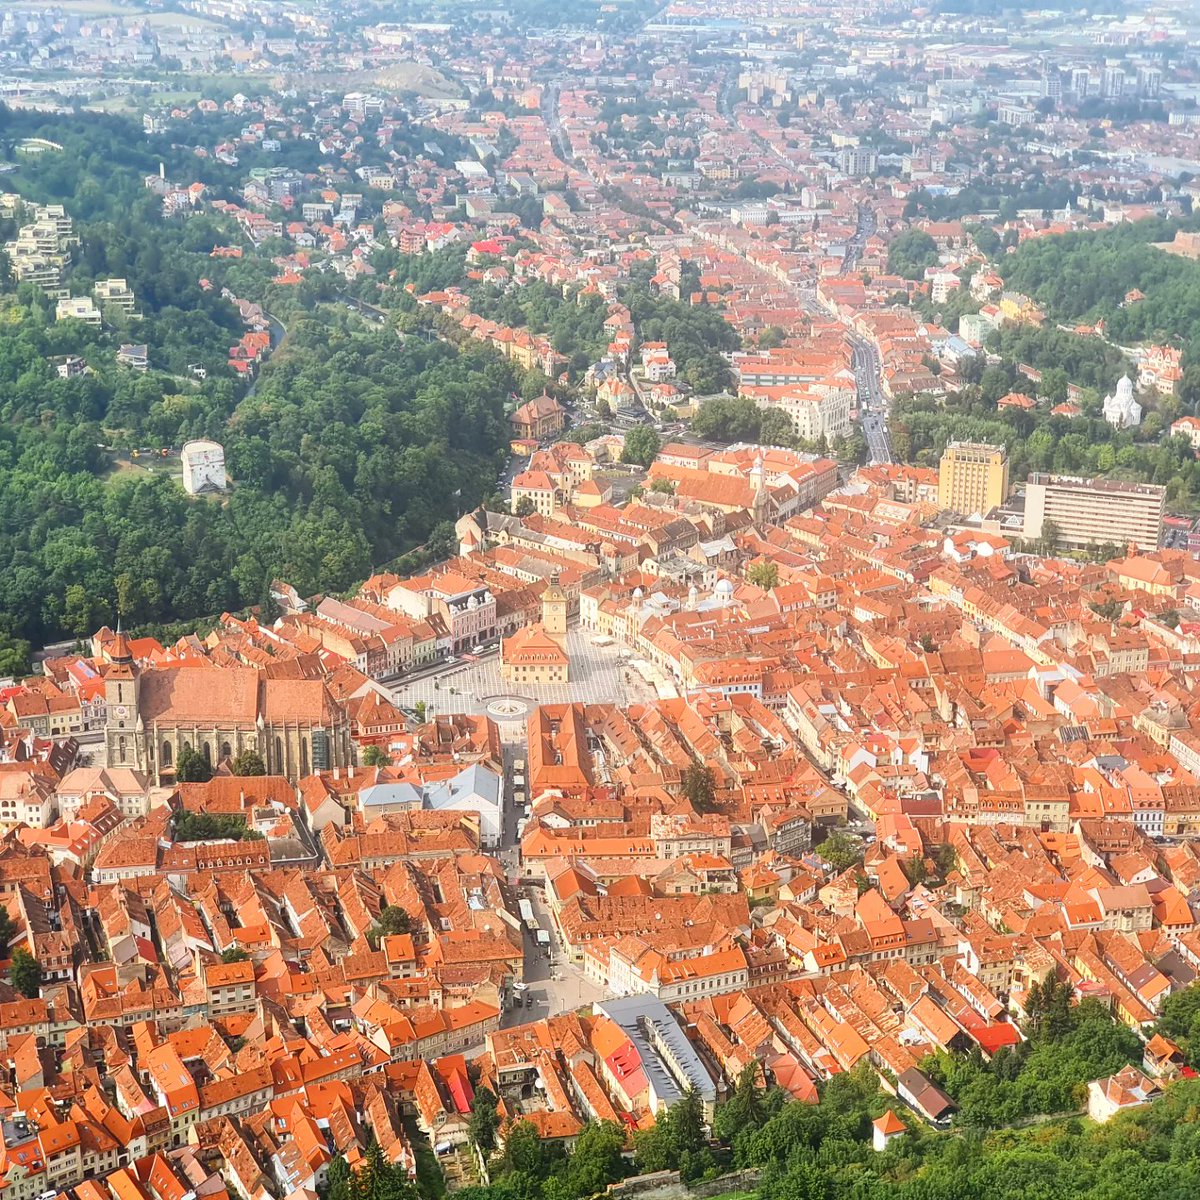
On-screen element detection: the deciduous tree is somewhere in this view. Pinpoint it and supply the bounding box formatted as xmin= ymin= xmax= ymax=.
xmin=10 ymin=949 xmax=41 ymax=998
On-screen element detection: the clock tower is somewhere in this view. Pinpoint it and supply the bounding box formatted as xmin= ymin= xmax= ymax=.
xmin=104 ymin=630 xmax=142 ymax=770
xmin=541 ymin=572 xmax=568 ymax=650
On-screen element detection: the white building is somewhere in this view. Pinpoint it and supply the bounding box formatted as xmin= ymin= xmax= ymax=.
xmin=181 ymin=439 xmax=227 ymax=495
xmin=1171 ymin=416 xmax=1200 ymax=450
xmin=1102 ymin=375 xmax=1141 ymax=429
xmin=643 ymin=352 xmax=676 ymax=382
xmin=93 ymin=278 xmax=138 ymax=315
xmin=55 ymin=295 xmax=101 ymax=326
xmin=1087 ymin=1066 xmax=1160 ymax=1123
xmin=754 ymin=385 xmax=853 ymax=443
xmin=424 ymin=763 xmax=502 ymax=847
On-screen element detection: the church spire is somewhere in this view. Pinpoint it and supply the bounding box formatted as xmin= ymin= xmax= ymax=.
xmin=110 ymin=623 xmax=133 ymax=664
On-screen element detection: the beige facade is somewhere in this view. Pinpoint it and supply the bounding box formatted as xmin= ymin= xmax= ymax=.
xmin=755 ymin=386 xmax=853 ymax=443
xmin=500 ymin=579 xmax=571 ymax=685
xmin=1023 ymin=473 xmax=1165 ymax=552
xmin=938 ymin=442 xmax=1009 ymax=516
xmin=541 ymin=574 xmax=568 ymax=648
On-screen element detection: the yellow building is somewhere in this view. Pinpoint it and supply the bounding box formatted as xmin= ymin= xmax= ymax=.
xmin=500 ymin=575 xmax=570 ymax=685
xmin=500 ymin=624 xmax=569 ymax=685
xmin=938 ymin=442 xmax=1009 ymax=516
xmin=571 ymin=479 xmax=611 ymax=508
xmin=998 ymin=291 xmax=1042 ymax=325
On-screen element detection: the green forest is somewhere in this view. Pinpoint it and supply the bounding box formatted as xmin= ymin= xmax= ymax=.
xmin=0 ymin=106 xmax=515 ymax=648
xmin=626 ymin=285 xmax=740 ymax=394
xmin=467 ymin=279 xmax=612 ymax=377
xmin=893 ymin=391 xmax=1200 ymax=506
xmin=999 ymin=217 xmax=1200 ymax=405
xmin=891 ymin=338 xmax=1200 ymax=507
xmin=336 ymin=977 xmax=1200 ymax=1200
xmin=0 ymin=299 xmax=513 ymax=646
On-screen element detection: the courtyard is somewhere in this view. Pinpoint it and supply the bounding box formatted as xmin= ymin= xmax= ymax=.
xmin=388 ymin=626 xmax=659 ymax=740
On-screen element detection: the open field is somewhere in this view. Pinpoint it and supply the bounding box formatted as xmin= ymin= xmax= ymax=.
xmin=142 ymin=11 xmax=223 ymax=29
xmin=88 ymin=91 xmax=202 ymax=113
xmin=371 ymin=62 xmax=463 ymax=99
xmin=51 ymin=0 xmax=144 ymax=13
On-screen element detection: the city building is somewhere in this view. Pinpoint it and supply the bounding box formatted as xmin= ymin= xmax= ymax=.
xmin=1023 ymin=474 xmax=1165 ymax=552
xmin=117 ymin=343 xmax=149 ymax=370
xmin=1087 ymin=1066 xmax=1160 ymax=1124
xmin=1170 ymin=416 xmax=1200 ymax=450
xmin=838 ymin=146 xmax=878 ymax=177
xmin=511 ymin=392 xmax=565 ymax=441
xmin=1100 ymin=66 xmax=1125 ymax=99
xmin=93 ymin=278 xmax=138 ymax=316
xmin=501 ymin=575 xmax=570 ymax=685
xmin=1137 ymin=66 xmax=1162 ymax=98
xmin=938 ymin=442 xmax=1010 ymax=516
xmin=750 ymin=387 xmax=853 ymax=443
xmin=55 ymin=295 xmax=101 ymax=326
xmin=104 ymin=631 xmax=352 ymax=781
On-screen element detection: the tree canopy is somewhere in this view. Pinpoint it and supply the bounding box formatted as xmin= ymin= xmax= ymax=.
xmin=172 ymin=810 xmax=261 ymax=842
xmin=9 ymin=948 xmax=41 ymax=998
xmin=0 ymin=108 xmax=515 ymax=647
xmin=888 ymin=230 xmax=940 ymax=280
xmin=230 ymin=749 xmax=266 ymax=776
xmin=174 ymin=746 xmax=213 ymax=784
xmin=621 ymin=425 xmax=661 ymax=466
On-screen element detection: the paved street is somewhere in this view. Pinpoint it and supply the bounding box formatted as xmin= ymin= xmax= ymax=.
xmin=504 ymin=882 xmax=607 ymax=1029
xmin=855 ymin=338 xmax=894 ymax=464
xmin=840 ymin=206 xmax=894 ymax=466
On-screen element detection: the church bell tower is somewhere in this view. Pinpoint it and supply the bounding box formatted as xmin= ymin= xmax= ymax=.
xmin=104 ymin=630 xmax=142 ymax=769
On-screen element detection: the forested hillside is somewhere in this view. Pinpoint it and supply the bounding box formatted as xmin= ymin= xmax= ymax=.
xmin=1000 ymin=217 xmax=1200 ymax=404
xmin=0 ymin=107 xmax=514 ymax=648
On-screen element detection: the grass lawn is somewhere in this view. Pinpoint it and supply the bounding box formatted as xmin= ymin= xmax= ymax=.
xmin=371 ymin=62 xmax=463 ymax=99
xmin=143 ymin=11 xmax=223 ymax=28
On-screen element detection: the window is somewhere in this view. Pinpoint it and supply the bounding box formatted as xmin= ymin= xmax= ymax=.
xmin=161 ymin=741 xmax=172 ymax=768
xmin=221 ymin=741 xmax=232 ymax=761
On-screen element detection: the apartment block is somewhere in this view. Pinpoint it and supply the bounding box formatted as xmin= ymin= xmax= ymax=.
xmin=755 ymin=386 xmax=853 ymax=443
xmin=93 ymin=278 xmax=139 ymax=315
xmin=55 ymin=295 xmax=102 ymax=326
xmin=1023 ymin=474 xmax=1165 ymax=552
